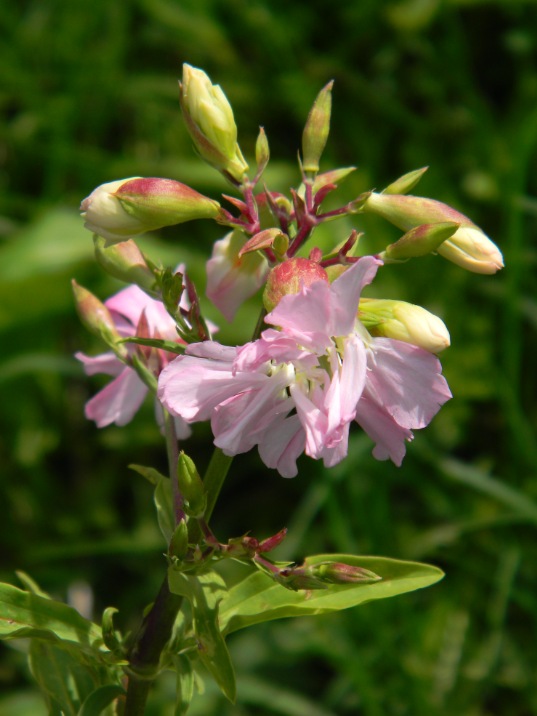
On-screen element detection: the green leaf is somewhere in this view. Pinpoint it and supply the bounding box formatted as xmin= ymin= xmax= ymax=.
xmin=101 ymin=608 xmax=124 ymax=656
xmin=129 ymin=463 xmax=168 ymax=486
xmin=78 ymin=684 xmax=125 ymax=716
xmin=130 ymin=464 xmax=176 ymax=543
xmin=219 ymin=555 xmax=444 ymax=634
xmin=168 ymin=570 xmax=236 ymax=703
xmin=173 ymin=654 xmax=195 ymax=716
xmin=29 ymin=640 xmax=98 ymax=716
xmin=154 ymin=474 xmax=175 ymax=544
xmin=15 ymin=571 xmax=51 ymax=599
xmin=0 ymin=582 xmax=103 ymax=652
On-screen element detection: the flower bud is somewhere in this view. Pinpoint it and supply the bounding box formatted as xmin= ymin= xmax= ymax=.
xmin=313 ymin=561 xmax=381 ymax=584
xmin=359 ymin=298 xmax=450 ymax=353
xmin=72 ymin=280 xmax=127 ymax=358
xmin=81 ymin=177 xmax=222 ymax=242
xmin=180 ymin=64 xmax=249 ymax=183
xmin=263 ymin=257 xmax=329 ymax=312
xmin=302 ymin=81 xmax=333 ymax=176
xmin=177 ymin=451 xmax=207 ymax=518
xmin=93 ymin=236 xmax=158 ymax=294
xmin=168 ymin=519 xmax=189 ymax=560
xmin=255 ymin=126 xmax=270 ymax=178
xmin=363 ymin=192 xmax=504 ymax=274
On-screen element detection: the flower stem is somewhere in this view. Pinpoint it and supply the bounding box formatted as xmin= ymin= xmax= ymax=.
xmin=124 ymin=578 xmax=183 ymax=716
xmin=163 ymin=409 xmax=185 ymax=524
xmin=124 ymin=306 xmax=266 ymax=714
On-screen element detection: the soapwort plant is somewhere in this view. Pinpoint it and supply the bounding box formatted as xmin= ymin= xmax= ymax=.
xmin=0 ymin=64 xmax=503 ymax=715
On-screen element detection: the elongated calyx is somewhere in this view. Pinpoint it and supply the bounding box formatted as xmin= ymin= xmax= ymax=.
xmin=81 ymin=177 xmax=222 ymax=242
xmin=364 ymin=192 xmax=504 ymax=274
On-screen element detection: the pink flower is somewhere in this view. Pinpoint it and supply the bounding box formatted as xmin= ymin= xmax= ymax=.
xmin=206 ymin=231 xmax=269 ymax=321
xmin=76 ymin=284 xmax=191 ymax=437
xmin=158 ymin=258 xmax=451 ymax=476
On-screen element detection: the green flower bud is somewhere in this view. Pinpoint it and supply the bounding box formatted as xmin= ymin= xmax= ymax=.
xmin=177 ymin=452 xmax=207 ymax=518
xmin=359 ymin=298 xmax=450 ymax=353
xmin=81 ymin=177 xmax=222 ymax=242
xmin=255 ymin=126 xmax=270 ymax=178
xmin=263 ymin=257 xmax=329 ymax=312
xmin=168 ymin=519 xmax=189 ymax=560
xmin=180 ymin=64 xmax=249 ymax=183
xmin=363 ymin=192 xmax=504 ymax=274
xmin=302 ymin=81 xmax=333 ymax=176
xmin=93 ymin=236 xmax=158 ymax=294
xmin=71 ymin=280 xmax=127 ymax=358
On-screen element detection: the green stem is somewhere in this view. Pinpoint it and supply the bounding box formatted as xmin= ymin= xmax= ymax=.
xmin=163 ymin=409 xmax=185 ymax=524
xmin=124 ymin=578 xmax=183 ymax=716
xmin=123 ymin=306 xmax=267 ymax=714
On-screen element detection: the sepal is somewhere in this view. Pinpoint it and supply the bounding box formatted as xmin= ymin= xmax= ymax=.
xmin=382 ymin=166 xmax=429 ymax=195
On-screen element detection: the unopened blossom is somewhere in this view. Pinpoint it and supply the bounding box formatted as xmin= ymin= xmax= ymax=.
xmin=159 ymin=257 xmax=451 ymax=477
xmin=206 ymin=230 xmax=269 ymax=321
xmin=363 ymin=192 xmax=504 ymax=274
xmin=180 ymin=64 xmax=249 ymax=183
xmin=76 ymin=284 xmax=190 ymax=436
xmin=359 ymin=298 xmax=450 ymax=353
xmin=81 ymin=177 xmax=222 ymax=242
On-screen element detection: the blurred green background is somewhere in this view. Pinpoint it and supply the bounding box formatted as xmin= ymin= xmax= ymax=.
xmin=1 ymin=0 xmax=537 ymax=714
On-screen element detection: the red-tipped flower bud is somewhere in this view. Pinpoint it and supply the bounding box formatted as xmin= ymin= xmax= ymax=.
xmin=263 ymin=257 xmax=329 ymax=312
xmin=72 ymin=280 xmax=127 ymax=358
xmin=93 ymin=236 xmax=157 ymax=294
xmin=81 ymin=177 xmax=222 ymax=242
xmin=363 ymin=192 xmax=504 ymax=274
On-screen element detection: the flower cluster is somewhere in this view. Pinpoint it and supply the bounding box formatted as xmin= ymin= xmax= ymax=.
xmin=158 ymin=257 xmax=451 ymax=476
xmin=75 ymin=63 xmax=503 ymax=479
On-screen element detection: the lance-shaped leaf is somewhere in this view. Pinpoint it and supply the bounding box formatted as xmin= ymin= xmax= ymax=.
xmin=218 ymin=555 xmax=444 ymax=634
xmin=168 ymin=569 xmax=236 ymax=703
xmin=29 ymin=640 xmax=99 ymax=715
xmin=78 ymin=684 xmax=126 ymax=716
xmin=174 ymin=654 xmax=195 ymax=716
xmin=129 ymin=464 xmax=175 ymax=544
xmin=0 ymin=582 xmax=103 ymax=651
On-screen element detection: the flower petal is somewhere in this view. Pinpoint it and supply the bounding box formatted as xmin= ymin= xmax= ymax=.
xmin=366 ymin=338 xmax=451 ymax=429
xmin=85 ymin=368 xmax=147 ymax=427
xmin=76 ymin=351 xmax=123 ymax=378
xmin=329 ymin=256 xmax=381 ymax=336
xmin=258 ymin=414 xmax=305 ymax=478
xmin=354 ymin=392 xmax=414 ymax=466
xmin=265 ymin=280 xmax=333 ymax=353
